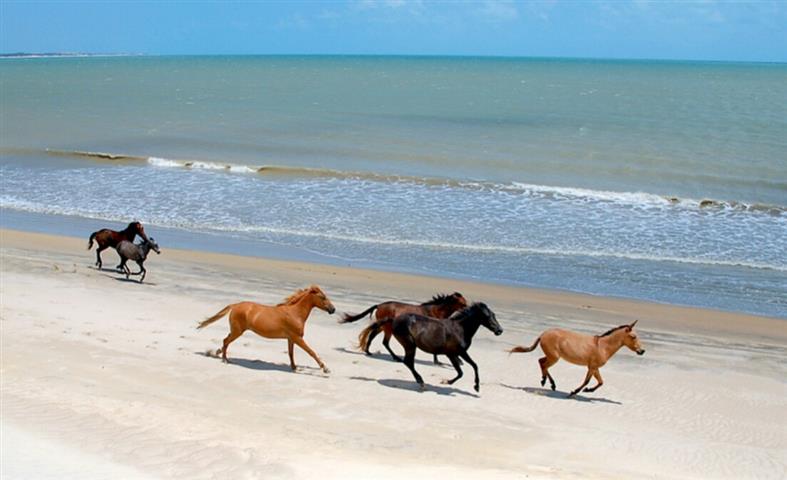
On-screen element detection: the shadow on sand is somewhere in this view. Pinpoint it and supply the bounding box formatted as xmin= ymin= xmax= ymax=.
xmin=349 ymin=375 xmax=478 ymax=398
xmin=111 ymin=276 xmax=156 ymax=285
xmin=194 ymin=351 xmax=325 ymax=376
xmin=334 ymin=347 xmax=452 ymax=368
xmin=500 ymin=384 xmax=622 ymax=405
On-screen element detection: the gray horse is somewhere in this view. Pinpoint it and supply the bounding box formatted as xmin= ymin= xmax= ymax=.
xmin=115 ymin=237 xmax=161 ymax=282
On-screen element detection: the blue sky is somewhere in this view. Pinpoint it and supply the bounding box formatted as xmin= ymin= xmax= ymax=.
xmin=2 ymin=1 xmax=786 ymax=62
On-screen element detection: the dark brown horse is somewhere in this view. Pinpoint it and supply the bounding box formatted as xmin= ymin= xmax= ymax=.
xmin=391 ymin=302 xmax=502 ymax=392
xmin=87 ymin=221 xmax=148 ymax=269
xmin=341 ymin=292 xmax=468 ymax=363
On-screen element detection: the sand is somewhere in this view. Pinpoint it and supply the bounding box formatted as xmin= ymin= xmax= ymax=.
xmin=1 ymin=229 xmax=785 ymax=479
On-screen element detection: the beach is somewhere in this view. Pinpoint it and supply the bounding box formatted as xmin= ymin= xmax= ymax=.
xmin=2 ymin=228 xmax=785 ymax=479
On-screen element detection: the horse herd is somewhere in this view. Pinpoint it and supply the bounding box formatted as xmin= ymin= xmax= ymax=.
xmin=88 ymin=222 xmax=646 ymax=396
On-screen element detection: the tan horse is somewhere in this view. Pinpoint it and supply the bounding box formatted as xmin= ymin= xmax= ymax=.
xmin=197 ymin=285 xmax=336 ymax=373
xmin=509 ymin=320 xmax=645 ymax=397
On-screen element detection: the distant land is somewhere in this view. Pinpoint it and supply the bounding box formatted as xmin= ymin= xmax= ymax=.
xmin=0 ymin=52 xmax=139 ymax=58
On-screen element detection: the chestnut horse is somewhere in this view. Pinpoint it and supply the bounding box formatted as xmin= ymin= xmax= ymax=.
xmin=197 ymin=285 xmax=335 ymax=373
xmin=87 ymin=221 xmax=149 ymax=269
xmin=341 ymin=293 xmax=467 ymax=363
xmin=392 ymin=302 xmax=502 ymax=392
xmin=509 ymin=320 xmax=645 ymax=397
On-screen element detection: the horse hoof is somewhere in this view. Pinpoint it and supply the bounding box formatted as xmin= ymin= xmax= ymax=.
xmin=322 ymin=367 xmax=331 ymax=374
xmin=418 ymin=384 xmax=426 ymax=392
xmin=540 ymin=379 xmax=546 ymax=387
xmin=440 ymin=379 xmax=450 ymax=384
xmin=550 ymin=384 xmax=556 ymax=391
xmin=290 ymin=366 xmax=298 ymax=372
xmin=474 ymin=385 xmax=480 ymax=393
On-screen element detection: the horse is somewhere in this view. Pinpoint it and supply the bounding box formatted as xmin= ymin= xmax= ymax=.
xmin=115 ymin=237 xmax=160 ymax=283
xmin=341 ymin=292 xmax=468 ymax=363
xmin=388 ymin=302 xmax=502 ymax=392
xmin=508 ymin=320 xmax=645 ymax=397
xmin=87 ymin=221 xmax=149 ymax=269
xmin=197 ymin=285 xmax=336 ymax=374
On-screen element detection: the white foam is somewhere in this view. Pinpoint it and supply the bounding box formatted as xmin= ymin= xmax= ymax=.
xmin=147 ymin=157 xmax=181 ymax=168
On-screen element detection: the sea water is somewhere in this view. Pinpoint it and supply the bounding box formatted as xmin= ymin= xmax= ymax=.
xmin=1 ymin=56 xmax=785 ymax=317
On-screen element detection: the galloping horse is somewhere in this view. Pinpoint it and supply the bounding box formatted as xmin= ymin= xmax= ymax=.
xmin=87 ymin=221 xmax=149 ymax=269
xmin=509 ymin=320 xmax=645 ymax=397
xmin=197 ymin=285 xmax=335 ymax=373
xmin=341 ymin=293 xmax=467 ymax=363
xmin=386 ymin=302 xmax=502 ymax=392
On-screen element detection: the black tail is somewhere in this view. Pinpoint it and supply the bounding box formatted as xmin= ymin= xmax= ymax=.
xmin=87 ymin=231 xmax=98 ymax=250
xmin=340 ymin=304 xmax=378 ymax=324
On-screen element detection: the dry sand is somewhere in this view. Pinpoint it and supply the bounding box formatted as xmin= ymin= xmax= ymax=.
xmin=1 ymin=229 xmax=785 ymax=479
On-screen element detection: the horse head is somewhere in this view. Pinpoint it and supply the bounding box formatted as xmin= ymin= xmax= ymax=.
xmin=622 ymin=320 xmax=645 ymax=355
xmin=308 ymin=285 xmax=336 ymax=314
xmin=475 ymin=302 xmax=503 ymax=336
xmin=130 ymin=221 xmax=149 ymax=241
xmin=145 ymin=237 xmax=161 ymax=255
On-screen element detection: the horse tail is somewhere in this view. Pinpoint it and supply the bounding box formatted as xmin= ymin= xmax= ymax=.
xmin=87 ymin=231 xmax=98 ymax=250
xmin=339 ymin=304 xmax=379 ymax=324
xmin=197 ymin=305 xmax=232 ymax=330
xmin=508 ymin=336 xmax=541 ymax=354
xmin=357 ymin=321 xmax=384 ymax=352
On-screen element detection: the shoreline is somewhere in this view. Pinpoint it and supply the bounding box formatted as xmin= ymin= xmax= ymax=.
xmin=2 ymin=228 xmax=785 ymax=478
xmin=2 ymin=209 xmax=784 ymax=324
xmin=2 ymin=227 xmax=784 ymax=343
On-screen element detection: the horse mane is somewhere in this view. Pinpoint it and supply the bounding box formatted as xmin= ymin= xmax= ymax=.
xmin=598 ymin=325 xmax=628 ymax=337
xmin=449 ymin=302 xmax=483 ymax=322
xmin=277 ymin=288 xmax=310 ymax=306
xmin=421 ymin=292 xmax=459 ymax=306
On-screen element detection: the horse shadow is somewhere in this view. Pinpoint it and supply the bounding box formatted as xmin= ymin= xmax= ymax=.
xmin=499 ymin=383 xmax=622 ymax=405
xmin=349 ymin=375 xmax=479 ymax=398
xmin=194 ymin=351 xmax=324 ymax=376
xmin=334 ymin=347 xmax=452 ymax=368
xmin=111 ymin=276 xmax=156 ymax=286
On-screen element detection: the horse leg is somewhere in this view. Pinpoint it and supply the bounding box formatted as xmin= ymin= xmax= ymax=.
xmin=459 ymin=350 xmax=480 ymax=392
xmin=584 ymin=369 xmax=604 ymax=393
xmin=402 ymin=345 xmax=424 ymax=390
xmin=381 ymin=329 xmax=402 ymax=363
xmin=364 ymin=326 xmax=381 ymax=356
xmin=220 ymin=324 xmax=244 ymax=364
xmin=539 ymin=355 xmax=558 ymax=391
xmin=440 ymin=355 xmax=463 ymax=385
xmin=95 ymin=246 xmax=106 ymax=268
xmin=287 ymin=339 xmax=296 ymax=371
xmin=136 ymin=262 xmax=146 ymax=283
xmin=120 ymin=259 xmax=130 ymax=279
xmin=292 ymin=336 xmax=330 ymax=374
xmin=433 ymin=354 xmax=441 ymax=365
xmin=569 ymin=369 xmax=594 ymax=397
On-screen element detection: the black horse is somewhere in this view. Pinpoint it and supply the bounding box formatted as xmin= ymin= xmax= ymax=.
xmin=392 ymin=302 xmax=502 ymax=392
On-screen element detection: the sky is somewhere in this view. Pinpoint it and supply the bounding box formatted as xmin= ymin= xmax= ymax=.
xmin=1 ymin=1 xmax=786 ymax=62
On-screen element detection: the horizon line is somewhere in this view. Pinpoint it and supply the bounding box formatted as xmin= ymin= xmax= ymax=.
xmin=2 ymin=52 xmax=785 ymax=66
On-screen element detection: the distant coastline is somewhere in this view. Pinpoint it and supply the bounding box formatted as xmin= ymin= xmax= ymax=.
xmin=0 ymin=52 xmax=140 ymax=59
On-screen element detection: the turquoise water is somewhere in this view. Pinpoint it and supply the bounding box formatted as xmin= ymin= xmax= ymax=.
xmin=1 ymin=56 xmax=786 ymax=317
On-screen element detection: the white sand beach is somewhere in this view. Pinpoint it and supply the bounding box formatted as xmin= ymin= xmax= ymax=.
xmin=1 ymin=229 xmax=785 ymax=479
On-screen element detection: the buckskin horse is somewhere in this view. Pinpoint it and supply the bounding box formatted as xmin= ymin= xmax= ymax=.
xmin=197 ymin=285 xmax=336 ymax=373
xmin=509 ymin=320 xmax=645 ymax=397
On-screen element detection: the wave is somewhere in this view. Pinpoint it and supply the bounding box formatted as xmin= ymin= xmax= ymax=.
xmin=1 ymin=196 xmax=785 ymax=273
xmin=21 ymin=147 xmax=787 ymax=215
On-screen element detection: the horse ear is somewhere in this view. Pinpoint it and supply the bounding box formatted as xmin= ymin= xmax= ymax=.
xmin=629 ymin=319 xmax=638 ymax=329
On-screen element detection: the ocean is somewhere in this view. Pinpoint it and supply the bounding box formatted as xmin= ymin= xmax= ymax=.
xmin=1 ymin=55 xmax=785 ymax=318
